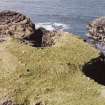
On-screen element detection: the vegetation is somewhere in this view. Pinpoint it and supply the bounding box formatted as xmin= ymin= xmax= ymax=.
xmin=0 ymin=33 xmax=105 ymax=105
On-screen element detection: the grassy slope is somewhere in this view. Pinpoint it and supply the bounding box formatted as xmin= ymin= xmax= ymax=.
xmin=0 ymin=33 xmax=105 ymax=105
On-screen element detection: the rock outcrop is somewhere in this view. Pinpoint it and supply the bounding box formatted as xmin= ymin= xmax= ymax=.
xmin=0 ymin=10 xmax=65 ymax=47
xmin=0 ymin=10 xmax=35 ymax=41
xmin=87 ymin=17 xmax=105 ymax=43
xmin=29 ymin=27 xmax=63 ymax=47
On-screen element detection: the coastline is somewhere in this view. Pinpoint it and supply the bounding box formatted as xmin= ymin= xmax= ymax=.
xmin=0 ymin=10 xmax=105 ymax=105
xmin=0 ymin=30 xmax=102 ymax=105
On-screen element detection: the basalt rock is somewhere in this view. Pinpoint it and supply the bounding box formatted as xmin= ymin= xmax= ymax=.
xmin=0 ymin=10 xmax=35 ymax=41
xmin=87 ymin=17 xmax=105 ymax=43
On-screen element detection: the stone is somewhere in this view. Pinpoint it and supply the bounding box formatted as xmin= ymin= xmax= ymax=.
xmin=87 ymin=17 xmax=105 ymax=43
xmin=42 ymin=30 xmax=62 ymax=47
xmin=29 ymin=27 xmax=63 ymax=47
xmin=2 ymin=100 xmax=13 ymax=105
xmin=0 ymin=10 xmax=35 ymax=41
xmin=0 ymin=10 xmax=64 ymax=47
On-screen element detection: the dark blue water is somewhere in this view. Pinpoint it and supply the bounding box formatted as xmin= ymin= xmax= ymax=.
xmin=0 ymin=0 xmax=105 ymax=37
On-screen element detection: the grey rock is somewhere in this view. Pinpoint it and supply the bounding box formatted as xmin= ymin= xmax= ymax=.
xmin=29 ymin=27 xmax=63 ymax=47
xmin=87 ymin=17 xmax=105 ymax=43
xmin=0 ymin=10 xmax=35 ymax=40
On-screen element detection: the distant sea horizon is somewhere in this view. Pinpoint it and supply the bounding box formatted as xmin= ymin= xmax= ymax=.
xmin=0 ymin=0 xmax=105 ymax=37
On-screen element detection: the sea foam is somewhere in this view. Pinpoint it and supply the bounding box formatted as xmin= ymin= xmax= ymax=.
xmin=36 ymin=22 xmax=69 ymax=31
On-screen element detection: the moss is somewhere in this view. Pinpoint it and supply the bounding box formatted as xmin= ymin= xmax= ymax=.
xmin=0 ymin=33 xmax=104 ymax=105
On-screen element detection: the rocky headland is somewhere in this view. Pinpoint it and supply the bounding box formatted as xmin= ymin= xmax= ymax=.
xmin=0 ymin=10 xmax=105 ymax=105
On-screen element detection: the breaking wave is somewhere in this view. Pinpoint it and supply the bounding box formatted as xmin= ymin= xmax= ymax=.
xmin=35 ymin=22 xmax=69 ymax=31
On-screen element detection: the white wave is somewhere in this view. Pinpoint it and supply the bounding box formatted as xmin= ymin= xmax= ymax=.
xmin=35 ymin=22 xmax=69 ymax=31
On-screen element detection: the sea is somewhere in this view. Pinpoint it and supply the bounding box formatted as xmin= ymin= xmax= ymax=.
xmin=0 ymin=0 xmax=105 ymax=38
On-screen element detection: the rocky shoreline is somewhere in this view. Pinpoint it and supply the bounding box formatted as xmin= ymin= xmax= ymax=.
xmin=0 ymin=10 xmax=68 ymax=48
xmin=1 ymin=10 xmax=105 ymax=50
xmin=0 ymin=10 xmax=105 ymax=105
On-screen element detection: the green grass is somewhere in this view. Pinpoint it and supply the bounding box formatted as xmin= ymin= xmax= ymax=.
xmin=0 ymin=33 xmax=105 ymax=105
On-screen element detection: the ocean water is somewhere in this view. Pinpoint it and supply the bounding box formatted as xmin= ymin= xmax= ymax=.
xmin=0 ymin=0 xmax=105 ymax=37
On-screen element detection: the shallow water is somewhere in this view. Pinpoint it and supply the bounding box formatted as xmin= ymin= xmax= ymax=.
xmin=0 ymin=0 xmax=105 ymax=37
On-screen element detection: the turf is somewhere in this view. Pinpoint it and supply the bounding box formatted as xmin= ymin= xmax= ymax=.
xmin=0 ymin=33 xmax=105 ymax=105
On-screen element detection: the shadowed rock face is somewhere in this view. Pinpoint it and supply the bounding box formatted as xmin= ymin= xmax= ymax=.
xmin=29 ymin=27 xmax=63 ymax=47
xmin=87 ymin=17 xmax=105 ymax=42
xmin=0 ymin=10 xmax=35 ymax=40
xmin=83 ymin=55 xmax=105 ymax=85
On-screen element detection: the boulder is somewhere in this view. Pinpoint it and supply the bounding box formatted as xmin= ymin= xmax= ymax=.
xmin=0 ymin=10 xmax=35 ymax=41
xmin=29 ymin=27 xmax=63 ymax=47
xmin=87 ymin=17 xmax=105 ymax=43
xmin=42 ymin=30 xmax=62 ymax=47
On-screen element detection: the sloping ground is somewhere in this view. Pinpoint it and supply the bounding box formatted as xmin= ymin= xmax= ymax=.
xmin=0 ymin=33 xmax=105 ymax=105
